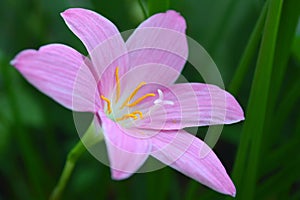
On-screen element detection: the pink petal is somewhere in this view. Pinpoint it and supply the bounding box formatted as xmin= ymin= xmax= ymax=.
xmin=11 ymin=44 xmax=98 ymax=112
xmin=151 ymin=129 xmax=236 ymax=196
xmin=61 ymin=8 xmax=129 ymax=96
xmin=126 ymin=10 xmax=188 ymax=84
xmin=99 ymin=111 xmax=151 ymax=180
xmin=136 ymin=83 xmax=244 ymax=130
xmin=61 ymin=8 xmax=122 ymax=54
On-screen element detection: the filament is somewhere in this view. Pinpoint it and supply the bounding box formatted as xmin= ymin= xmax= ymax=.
xmin=100 ymin=95 xmax=112 ymax=114
xmin=115 ymin=67 xmax=121 ymax=102
xmin=116 ymin=114 xmax=137 ymax=121
xmin=120 ymin=82 xmax=146 ymax=109
xmin=126 ymin=93 xmax=155 ymax=107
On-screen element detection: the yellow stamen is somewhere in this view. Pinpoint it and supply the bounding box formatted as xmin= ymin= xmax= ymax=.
xmin=100 ymin=95 xmax=112 ymax=114
xmin=131 ymin=110 xmax=143 ymax=119
xmin=116 ymin=114 xmax=138 ymax=121
xmin=120 ymin=82 xmax=146 ymax=109
xmin=115 ymin=67 xmax=121 ymax=102
xmin=126 ymin=93 xmax=156 ymax=107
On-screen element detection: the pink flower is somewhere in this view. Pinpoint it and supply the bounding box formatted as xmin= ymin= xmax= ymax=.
xmin=11 ymin=8 xmax=244 ymax=196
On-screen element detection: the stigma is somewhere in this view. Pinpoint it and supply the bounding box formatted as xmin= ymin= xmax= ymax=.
xmin=154 ymin=89 xmax=174 ymax=106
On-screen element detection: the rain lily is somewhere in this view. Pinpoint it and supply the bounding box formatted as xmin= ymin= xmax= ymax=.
xmin=11 ymin=8 xmax=244 ymax=196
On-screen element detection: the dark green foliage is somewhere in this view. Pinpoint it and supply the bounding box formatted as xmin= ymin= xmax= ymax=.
xmin=0 ymin=0 xmax=299 ymax=199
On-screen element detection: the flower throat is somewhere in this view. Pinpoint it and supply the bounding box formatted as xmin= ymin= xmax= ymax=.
xmin=100 ymin=67 xmax=155 ymax=122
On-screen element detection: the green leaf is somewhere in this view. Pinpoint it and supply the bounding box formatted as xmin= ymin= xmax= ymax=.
xmin=292 ymin=35 xmax=300 ymax=63
xmin=228 ymin=3 xmax=267 ymax=95
xmin=231 ymin=0 xmax=283 ymax=198
xmin=271 ymin=78 xmax=300 ymax=142
xmin=263 ymin=0 xmax=300 ymax=150
xmin=257 ymin=156 xmax=300 ymax=199
xmin=260 ymin=133 xmax=299 ymax=177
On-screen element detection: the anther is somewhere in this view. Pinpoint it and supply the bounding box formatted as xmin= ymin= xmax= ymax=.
xmin=131 ymin=111 xmax=143 ymax=119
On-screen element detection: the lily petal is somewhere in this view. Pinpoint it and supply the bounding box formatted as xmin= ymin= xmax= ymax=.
xmin=99 ymin=111 xmax=151 ymax=180
xmin=126 ymin=10 xmax=188 ymax=84
xmin=137 ymin=83 xmax=244 ymax=130
xmin=151 ymin=129 xmax=236 ymax=196
xmin=61 ymin=8 xmax=122 ymax=54
xmin=61 ymin=8 xmax=129 ymax=96
xmin=11 ymin=44 xmax=97 ymax=112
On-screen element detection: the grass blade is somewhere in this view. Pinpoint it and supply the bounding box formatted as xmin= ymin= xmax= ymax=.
xmin=228 ymin=3 xmax=267 ymax=95
xmin=263 ymin=0 xmax=300 ymax=150
xmin=231 ymin=0 xmax=283 ymax=198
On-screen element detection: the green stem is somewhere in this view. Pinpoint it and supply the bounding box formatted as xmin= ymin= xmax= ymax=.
xmin=50 ymin=123 xmax=103 ymax=200
xmin=50 ymin=140 xmax=86 ymax=200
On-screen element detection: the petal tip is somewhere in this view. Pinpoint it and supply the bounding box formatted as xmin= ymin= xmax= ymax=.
xmin=166 ymin=10 xmax=181 ymax=16
xmin=60 ymin=8 xmax=83 ymax=18
xmin=225 ymin=91 xmax=245 ymax=123
xmin=60 ymin=11 xmax=66 ymax=18
xmin=10 ymin=58 xmax=16 ymax=66
xmin=9 ymin=49 xmax=36 ymax=69
xmin=165 ymin=10 xmax=185 ymax=22
xmin=143 ymin=9 xmax=186 ymax=32
xmin=232 ymin=103 xmax=245 ymax=123
xmin=215 ymin=176 xmax=236 ymax=197
xmin=10 ymin=53 xmax=21 ymax=68
xmin=60 ymin=9 xmax=72 ymax=18
xmin=111 ymin=169 xmax=132 ymax=180
xmin=227 ymin=184 xmax=236 ymax=197
xmin=231 ymin=191 xmax=236 ymax=197
xmin=165 ymin=10 xmax=186 ymax=30
xmin=223 ymin=178 xmax=236 ymax=197
xmin=234 ymin=102 xmax=245 ymax=122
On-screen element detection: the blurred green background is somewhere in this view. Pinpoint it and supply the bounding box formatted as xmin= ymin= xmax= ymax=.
xmin=0 ymin=0 xmax=299 ymax=199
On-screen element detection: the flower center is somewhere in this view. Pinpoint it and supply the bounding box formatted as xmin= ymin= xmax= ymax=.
xmin=100 ymin=67 xmax=156 ymax=122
